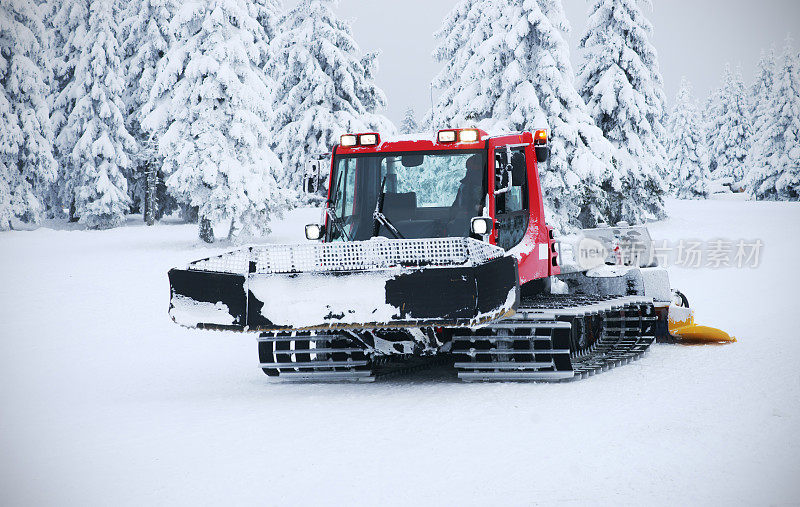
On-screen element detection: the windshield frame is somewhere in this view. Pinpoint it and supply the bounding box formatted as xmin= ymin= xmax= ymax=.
xmin=325 ymin=148 xmax=488 ymax=242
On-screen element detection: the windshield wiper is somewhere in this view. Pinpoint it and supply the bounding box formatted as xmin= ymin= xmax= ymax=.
xmin=326 ymin=201 xmax=351 ymax=241
xmin=372 ymin=177 xmax=404 ymax=239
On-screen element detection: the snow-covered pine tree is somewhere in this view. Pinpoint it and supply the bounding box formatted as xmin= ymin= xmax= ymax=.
xmin=746 ymin=37 xmax=800 ymax=200
xmin=502 ymin=0 xmax=620 ymax=227
xmin=518 ymin=0 xmax=623 ymax=228
xmin=706 ymin=64 xmax=751 ymax=186
xmin=143 ymin=0 xmax=290 ymax=243
xmin=269 ymin=0 xmax=394 ymax=191
xmin=0 ymin=0 xmax=58 ymax=229
xmin=666 ymin=78 xmax=710 ymax=198
xmin=745 ymin=47 xmax=777 ymax=195
xmin=359 ymin=50 xmax=392 ymax=128
xmin=702 ymin=84 xmax=722 ymax=169
xmin=749 ymin=47 xmax=776 ymax=127
xmin=49 ymin=0 xmax=87 ymax=219
xmin=53 ymin=0 xmax=134 ymax=229
xmin=578 ymin=0 xmax=667 ymax=222
xmin=428 ymin=0 xmax=500 ymax=129
xmin=119 ymin=0 xmax=176 ymax=224
xmin=401 ymin=106 xmax=419 ymax=134
xmin=48 ymin=0 xmax=89 ymax=216
xmin=428 ymin=0 xmax=622 ymax=229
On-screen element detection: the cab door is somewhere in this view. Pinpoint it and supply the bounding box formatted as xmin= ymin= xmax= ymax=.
xmin=486 ymin=134 xmax=553 ymax=284
xmin=494 ymin=146 xmax=529 ymax=250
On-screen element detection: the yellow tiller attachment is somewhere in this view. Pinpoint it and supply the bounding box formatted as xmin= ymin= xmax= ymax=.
xmin=668 ymin=305 xmax=736 ymax=343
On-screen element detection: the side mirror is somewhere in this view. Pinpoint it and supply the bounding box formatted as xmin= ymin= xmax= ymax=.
xmin=470 ymin=217 xmax=493 ymax=236
xmin=305 ymin=224 xmax=323 ymax=240
xmin=302 ymin=174 xmax=319 ymax=193
xmin=535 ymin=145 xmax=549 ymax=163
xmin=303 ymin=158 xmax=328 ymax=194
xmin=401 ymin=154 xmax=424 ymax=167
xmin=494 ymin=147 xmax=514 ymax=194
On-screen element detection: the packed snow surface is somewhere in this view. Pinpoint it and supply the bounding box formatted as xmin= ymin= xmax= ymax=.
xmin=1 ymin=200 xmax=799 ymax=505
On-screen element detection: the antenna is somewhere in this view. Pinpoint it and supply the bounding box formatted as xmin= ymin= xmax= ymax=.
xmin=429 ymin=83 xmax=435 ymax=132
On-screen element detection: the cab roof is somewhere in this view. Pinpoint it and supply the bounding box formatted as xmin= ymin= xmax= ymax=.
xmin=335 ymin=129 xmax=538 ymax=155
xmin=336 ymin=129 xmax=496 ymax=154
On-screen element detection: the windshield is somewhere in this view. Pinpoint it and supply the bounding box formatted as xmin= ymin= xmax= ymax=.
xmin=327 ymin=150 xmax=486 ymax=241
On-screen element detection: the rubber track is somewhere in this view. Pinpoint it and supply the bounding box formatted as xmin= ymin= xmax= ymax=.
xmin=257 ymin=332 xmax=447 ymax=382
xmin=258 ymin=294 xmax=657 ymax=382
xmin=453 ymin=294 xmax=657 ymax=382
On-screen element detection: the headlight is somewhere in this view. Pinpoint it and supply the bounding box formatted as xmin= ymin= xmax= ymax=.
xmin=305 ymin=224 xmax=323 ymax=240
xmin=359 ymin=134 xmax=378 ymax=146
xmin=437 ymin=130 xmax=457 ymax=143
xmin=459 ymin=129 xmax=480 ymax=143
xmin=470 ymin=217 xmax=493 ymax=236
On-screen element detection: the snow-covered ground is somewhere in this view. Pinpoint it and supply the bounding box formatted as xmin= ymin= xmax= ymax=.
xmin=1 ymin=199 xmax=798 ymax=506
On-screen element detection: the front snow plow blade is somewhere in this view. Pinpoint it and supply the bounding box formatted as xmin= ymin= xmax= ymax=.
xmin=168 ymin=238 xmax=519 ymax=332
xmin=668 ymin=305 xmax=736 ymax=343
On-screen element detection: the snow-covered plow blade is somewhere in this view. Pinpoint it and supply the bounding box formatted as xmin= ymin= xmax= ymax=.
xmin=168 ymin=238 xmax=519 ymax=332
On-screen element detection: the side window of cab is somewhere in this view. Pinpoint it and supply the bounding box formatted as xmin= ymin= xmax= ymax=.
xmin=495 ymin=148 xmax=529 ymax=250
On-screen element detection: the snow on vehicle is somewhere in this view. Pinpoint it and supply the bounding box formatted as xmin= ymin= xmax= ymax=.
xmin=168 ymin=129 xmax=734 ymax=382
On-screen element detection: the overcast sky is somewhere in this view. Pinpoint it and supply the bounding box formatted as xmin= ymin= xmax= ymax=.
xmin=285 ymin=0 xmax=800 ymax=126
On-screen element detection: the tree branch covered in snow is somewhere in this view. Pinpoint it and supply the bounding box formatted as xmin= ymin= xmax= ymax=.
xmin=578 ymin=0 xmax=667 ymax=222
xmin=53 ymin=0 xmax=134 ymax=229
xmin=119 ymin=0 xmax=177 ymax=222
xmin=430 ymin=0 xmax=622 ymax=230
xmin=745 ymin=37 xmax=800 ymax=200
xmin=400 ymin=106 xmax=419 ymax=134
xmin=143 ymin=0 xmax=291 ymax=242
xmin=2 ymin=0 xmax=796 ymax=234
xmin=705 ymin=65 xmax=751 ymax=186
xmin=0 ymin=0 xmax=57 ymax=229
xmin=268 ymin=0 xmax=395 ymax=192
xmin=666 ymin=78 xmax=710 ymax=199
